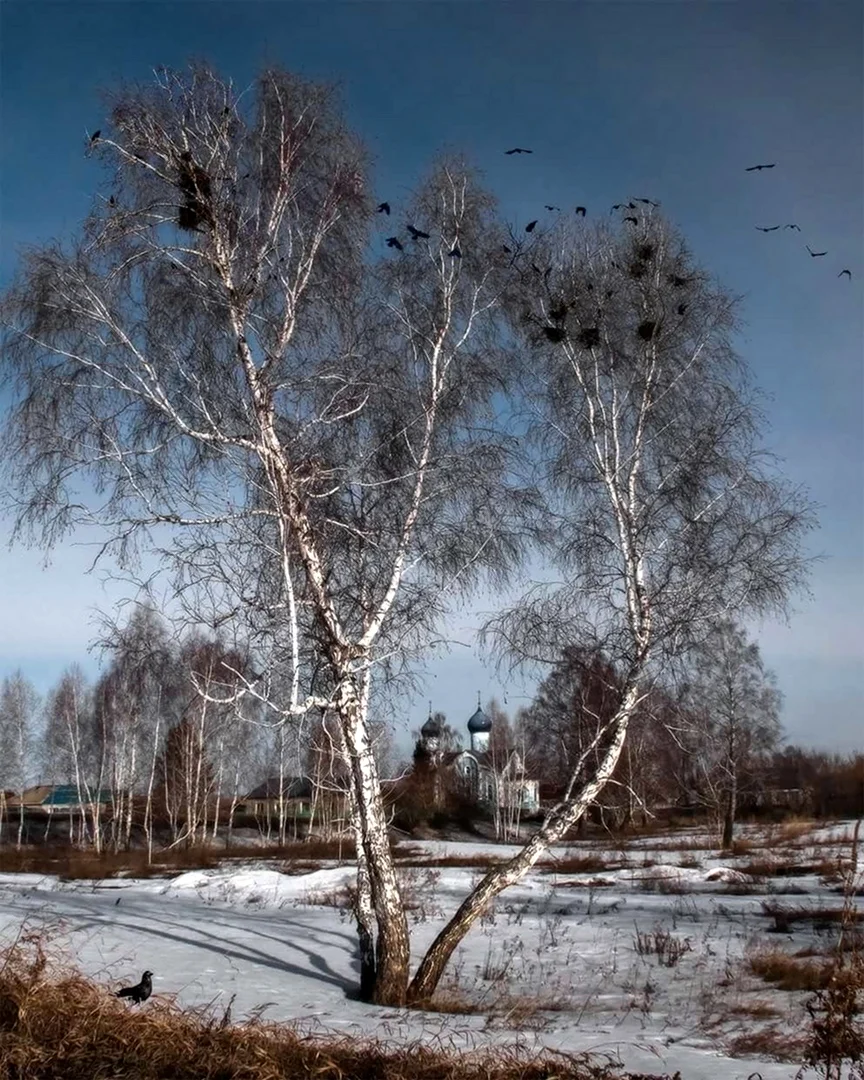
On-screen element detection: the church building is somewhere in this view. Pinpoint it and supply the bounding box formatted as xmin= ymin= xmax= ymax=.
xmin=415 ymin=700 xmax=540 ymax=814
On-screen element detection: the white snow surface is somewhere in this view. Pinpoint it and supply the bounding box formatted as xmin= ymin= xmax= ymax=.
xmin=0 ymin=826 xmax=858 ymax=1079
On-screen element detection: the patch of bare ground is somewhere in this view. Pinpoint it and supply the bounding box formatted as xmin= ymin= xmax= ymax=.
xmin=0 ymin=931 xmax=674 ymax=1080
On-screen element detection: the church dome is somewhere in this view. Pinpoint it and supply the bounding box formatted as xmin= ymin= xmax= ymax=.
xmin=467 ymin=706 xmax=492 ymax=734
xmin=421 ymin=713 xmax=443 ymax=738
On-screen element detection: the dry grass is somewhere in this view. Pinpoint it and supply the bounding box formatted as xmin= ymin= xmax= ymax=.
xmin=746 ymin=945 xmax=863 ymax=993
xmin=761 ymin=900 xmax=863 ymax=933
xmin=726 ymin=1025 xmax=809 ymax=1063
xmin=0 ymin=931 xmax=669 ymax=1080
xmin=0 ymin=838 xmax=360 ymax=881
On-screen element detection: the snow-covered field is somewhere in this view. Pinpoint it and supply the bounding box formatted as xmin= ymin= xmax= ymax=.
xmin=0 ymin=821 xmax=859 ymax=1080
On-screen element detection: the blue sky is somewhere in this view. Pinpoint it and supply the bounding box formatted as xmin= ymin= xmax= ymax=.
xmin=1 ymin=1 xmax=862 ymax=753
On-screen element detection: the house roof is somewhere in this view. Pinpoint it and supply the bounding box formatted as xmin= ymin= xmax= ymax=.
xmin=6 ymin=784 xmax=112 ymax=807
xmin=244 ymin=776 xmax=314 ymax=801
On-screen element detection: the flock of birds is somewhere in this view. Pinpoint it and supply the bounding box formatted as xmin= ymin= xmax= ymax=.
xmin=85 ymin=128 xmax=853 ymax=281
xmin=373 ymin=147 xmax=853 ymax=281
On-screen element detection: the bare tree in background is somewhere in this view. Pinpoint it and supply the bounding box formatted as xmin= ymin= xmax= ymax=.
xmin=0 ymin=672 xmax=39 ymax=847
xmin=42 ymin=666 xmax=97 ymax=846
xmin=0 ymin=64 xmax=523 ymax=1004
xmin=680 ymin=619 xmax=783 ymax=847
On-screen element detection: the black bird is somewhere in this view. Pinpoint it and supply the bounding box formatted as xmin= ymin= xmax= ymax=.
xmin=623 ymin=216 xmax=638 ymax=225
xmin=745 ymin=163 xmax=776 ymax=171
xmin=784 ymin=224 xmax=801 ymax=231
xmin=838 ymin=269 xmax=852 ymax=279
xmin=504 ymin=147 xmax=533 ymax=155
xmin=89 ymin=130 xmax=101 ymax=144
xmin=610 ymin=202 xmax=636 ymax=213
xmin=806 ymin=245 xmax=827 ymax=257
xmin=377 ymin=202 xmax=390 ymax=215
xmin=756 ymin=226 xmax=781 ymax=232
xmin=545 ymin=205 xmax=561 ymax=212
xmin=116 ymin=971 xmax=153 ymax=1005
xmin=448 ymin=244 xmax=462 ymax=258
xmin=115 ymin=896 xmax=121 ymax=905
xmin=525 ymin=220 xmax=538 ymax=233
xmin=407 ymin=224 xmax=430 ymax=240
xmin=634 ymin=197 xmax=659 ymax=207
xmin=575 ymin=206 xmax=586 ymax=217
xmin=108 ymin=195 xmax=116 ymax=207
xmin=385 ymin=237 xmax=404 ymax=251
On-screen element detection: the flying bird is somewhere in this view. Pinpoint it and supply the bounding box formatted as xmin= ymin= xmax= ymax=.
xmin=610 ymin=202 xmax=636 ymax=213
xmin=116 ymin=971 xmax=153 ymax=1005
xmin=838 ymin=269 xmax=852 ymax=279
xmin=575 ymin=206 xmax=586 ymax=217
xmin=756 ymin=226 xmax=781 ymax=232
xmin=545 ymin=205 xmax=561 ymax=212
xmin=784 ymin=224 xmax=801 ymax=231
xmin=806 ymin=245 xmax=827 ymax=257
xmin=525 ymin=220 xmax=538 ymax=233
xmin=407 ymin=224 xmax=430 ymax=240
xmin=448 ymin=244 xmax=462 ymax=258
xmin=745 ymin=163 xmax=776 ymax=171
xmin=634 ymin=198 xmax=659 ymax=207
xmin=623 ymin=216 xmax=638 ymax=225
xmin=385 ymin=237 xmax=404 ymax=251
xmin=504 ymin=147 xmax=533 ymax=155
xmin=377 ymin=202 xmax=390 ymax=215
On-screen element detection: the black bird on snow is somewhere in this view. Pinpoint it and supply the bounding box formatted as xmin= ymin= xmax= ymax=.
xmin=575 ymin=206 xmax=586 ymax=217
xmin=385 ymin=237 xmax=404 ymax=251
xmin=838 ymin=269 xmax=852 ymax=279
xmin=806 ymin=245 xmax=827 ymax=257
xmin=504 ymin=147 xmax=532 ymax=155
xmin=623 ymin=216 xmax=639 ymax=225
xmin=407 ymin=224 xmax=430 ymax=240
xmin=448 ymin=244 xmax=462 ymax=258
xmin=745 ymin=163 xmax=776 ymax=171
xmin=525 ymin=220 xmax=538 ymax=233
xmin=756 ymin=226 xmax=781 ymax=232
xmin=377 ymin=202 xmax=390 ymax=215
xmin=116 ymin=971 xmax=153 ymax=1005
xmin=545 ymin=205 xmax=561 ymax=212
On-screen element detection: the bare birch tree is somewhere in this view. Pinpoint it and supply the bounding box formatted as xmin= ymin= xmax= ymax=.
xmin=0 ymin=673 xmax=39 ymax=848
xmin=404 ymin=214 xmax=815 ymax=1003
xmin=0 ymin=63 xmax=523 ymax=1004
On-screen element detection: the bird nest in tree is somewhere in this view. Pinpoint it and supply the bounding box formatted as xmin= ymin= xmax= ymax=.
xmin=637 ymin=320 xmax=658 ymax=341
xmin=577 ymin=327 xmax=601 ymax=349
xmin=543 ymin=325 xmax=567 ymax=344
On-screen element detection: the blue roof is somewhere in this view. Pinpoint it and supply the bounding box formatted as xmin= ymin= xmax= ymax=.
xmin=467 ymin=706 xmax=492 ymax=733
xmin=41 ymin=786 xmax=111 ymax=806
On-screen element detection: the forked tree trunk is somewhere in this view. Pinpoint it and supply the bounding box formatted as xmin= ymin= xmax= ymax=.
xmin=406 ymin=685 xmax=639 ymax=1005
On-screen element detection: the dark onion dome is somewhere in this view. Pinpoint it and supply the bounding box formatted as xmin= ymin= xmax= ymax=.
xmin=467 ymin=706 xmax=492 ymax=733
xmin=421 ymin=713 xmax=442 ymax=738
